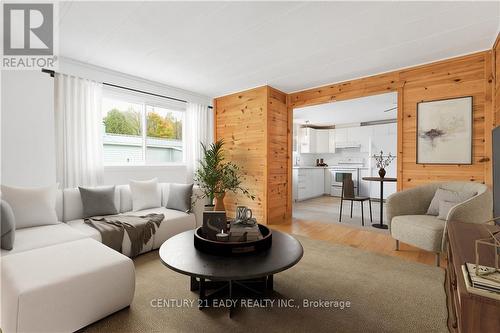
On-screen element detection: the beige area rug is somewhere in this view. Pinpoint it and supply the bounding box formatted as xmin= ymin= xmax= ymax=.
xmin=81 ymin=236 xmax=448 ymax=333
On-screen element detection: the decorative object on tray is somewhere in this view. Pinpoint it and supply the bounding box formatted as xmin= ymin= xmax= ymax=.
xmin=372 ymin=150 xmax=395 ymax=178
xmin=416 ymin=96 xmax=472 ymax=164
xmin=229 ymin=219 xmax=262 ymax=242
xmin=202 ymin=211 xmax=227 ymax=241
xmin=235 ymin=206 xmax=257 ymax=226
xmin=193 ymin=139 xmax=254 ymax=212
xmin=194 ymin=224 xmax=272 ymax=256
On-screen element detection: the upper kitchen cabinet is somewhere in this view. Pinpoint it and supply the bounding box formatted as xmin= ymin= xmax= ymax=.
xmin=328 ymin=129 xmax=336 ymax=153
xmin=298 ymin=127 xmax=315 ymax=153
xmin=333 ymin=127 xmax=361 ymax=149
xmin=298 ymin=128 xmax=334 ymax=153
xmin=314 ymin=129 xmax=332 ymax=153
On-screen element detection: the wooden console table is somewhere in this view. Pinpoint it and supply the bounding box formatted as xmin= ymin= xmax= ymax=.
xmin=446 ymin=221 xmax=500 ymax=332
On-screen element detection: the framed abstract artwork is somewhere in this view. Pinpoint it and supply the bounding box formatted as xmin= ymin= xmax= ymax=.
xmin=416 ymin=96 xmax=472 ymax=164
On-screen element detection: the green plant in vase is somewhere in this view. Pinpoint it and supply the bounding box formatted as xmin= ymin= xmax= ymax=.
xmin=194 ymin=139 xmax=254 ymax=211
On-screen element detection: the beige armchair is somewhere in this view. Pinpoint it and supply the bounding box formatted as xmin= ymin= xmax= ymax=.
xmin=386 ymin=182 xmax=492 ymax=266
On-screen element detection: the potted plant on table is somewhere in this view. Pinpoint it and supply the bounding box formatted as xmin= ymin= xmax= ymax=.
xmin=194 ymin=139 xmax=254 ymax=211
xmin=372 ymin=150 xmax=396 ymax=178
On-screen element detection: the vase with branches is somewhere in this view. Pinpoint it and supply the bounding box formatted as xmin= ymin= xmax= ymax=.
xmin=194 ymin=139 xmax=254 ymax=211
xmin=372 ymin=150 xmax=395 ymax=178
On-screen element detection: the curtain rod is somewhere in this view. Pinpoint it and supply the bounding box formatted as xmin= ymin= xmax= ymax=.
xmin=41 ymin=69 xmax=213 ymax=109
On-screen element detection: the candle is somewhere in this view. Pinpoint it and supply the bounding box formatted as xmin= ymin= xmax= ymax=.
xmin=216 ymin=230 xmax=229 ymax=242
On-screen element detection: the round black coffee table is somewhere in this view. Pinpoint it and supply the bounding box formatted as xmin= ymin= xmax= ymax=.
xmin=159 ymin=229 xmax=303 ymax=317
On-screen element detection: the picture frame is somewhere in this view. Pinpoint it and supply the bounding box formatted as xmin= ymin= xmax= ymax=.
xmin=202 ymin=211 xmax=227 ymax=240
xmin=416 ymin=96 xmax=473 ymax=165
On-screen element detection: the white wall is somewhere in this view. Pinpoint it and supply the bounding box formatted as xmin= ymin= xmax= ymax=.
xmin=1 ymin=59 xmax=212 ymax=187
xmin=103 ymin=165 xmax=186 ymax=186
xmin=1 ymin=71 xmax=56 ymax=187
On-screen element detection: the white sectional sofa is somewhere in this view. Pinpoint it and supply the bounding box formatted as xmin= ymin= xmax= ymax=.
xmin=1 ymin=183 xmax=204 ymax=333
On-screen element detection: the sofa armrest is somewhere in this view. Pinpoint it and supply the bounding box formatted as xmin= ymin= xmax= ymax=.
xmin=191 ymin=186 xmax=206 ymax=227
xmin=386 ymin=185 xmax=436 ymax=229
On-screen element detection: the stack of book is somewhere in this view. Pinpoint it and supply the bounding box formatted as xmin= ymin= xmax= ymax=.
xmin=462 ymin=263 xmax=500 ymax=300
xmin=229 ymin=222 xmax=262 ymax=242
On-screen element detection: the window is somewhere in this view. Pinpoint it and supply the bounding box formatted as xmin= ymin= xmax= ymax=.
xmin=102 ymin=91 xmax=185 ymax=165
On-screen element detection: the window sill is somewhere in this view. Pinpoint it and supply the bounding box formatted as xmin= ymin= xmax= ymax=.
xmin=104 ymin=164 xmax=186 ymax=172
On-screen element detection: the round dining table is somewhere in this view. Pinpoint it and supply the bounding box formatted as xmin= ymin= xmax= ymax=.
xmin=361 ymin=177 xmax=397 ymax=229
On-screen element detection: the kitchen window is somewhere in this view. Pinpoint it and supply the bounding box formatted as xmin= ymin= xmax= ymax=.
xmin=102 ymin=90 xmax=185 ymax=165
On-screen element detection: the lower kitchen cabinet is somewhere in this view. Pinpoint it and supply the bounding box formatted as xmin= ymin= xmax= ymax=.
xmin=293 ymin=168 xmax=325 ymax=201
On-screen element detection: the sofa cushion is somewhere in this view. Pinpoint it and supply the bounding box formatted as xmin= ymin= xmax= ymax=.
xmin=63 ymin=187 xmax=120 ymax=222
xmin=119 ymin=207 xmax=195 ymax=249
xmin=166 ymin=183 xmax=193 ymax=213
xmin=65 ymin=219 xmax=102 ymax=242
xmin=78 ymin=186 xmax=118 ymax=218
xmin=0 ymin=223 xmax=88 ymax=257
xmin=0 ymin=238 xmax=134 ymax=333
xmin=66 ymin=217 xmax=154 ymax=257
xmin=426 ymin=188 xmax=476 ymax=216
xmin=129 ymin=178 xmax=161 ymax=211
xmin=117 ymin=185 xmax=133 ymax=213
xmin=1 ymin=184 xmax=59 ymax=229
xmin=1 ymin=200 xmax=16 ymax=250
xmin=66 ymin=207 xmax=194 ymax=256
xmin=391 ymin=215 xmax=445 ymax=252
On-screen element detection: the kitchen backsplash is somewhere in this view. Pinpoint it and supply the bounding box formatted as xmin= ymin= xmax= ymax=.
xmin=294 ymin=149 xmax=370 ymax=167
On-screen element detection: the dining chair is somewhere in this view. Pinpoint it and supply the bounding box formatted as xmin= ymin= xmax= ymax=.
xmin=339 ymin=177 xmax=373 ymax=226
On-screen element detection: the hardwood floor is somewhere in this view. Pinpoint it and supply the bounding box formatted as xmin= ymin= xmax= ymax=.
xmin=271 ymin=198 xmax=446 ymax=267
xmin=293 ymin=196 xmax=387 ymax=232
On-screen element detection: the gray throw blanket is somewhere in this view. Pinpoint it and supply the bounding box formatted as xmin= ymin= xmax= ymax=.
xmin=84 ymin=213 xmax=164 ymax=258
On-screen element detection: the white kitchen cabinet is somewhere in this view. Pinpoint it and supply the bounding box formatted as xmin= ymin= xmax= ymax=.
xmin=299 ymin=127 xmax=316 ymax=153
xmin=295 ymin=168 xmax=325 ymax=201
xmin=328 ymin=129 xmax=336 ymax=153
xmin=314 ymin=130 xmax=330 ymax=153
xmin=299 ymin=128 xmax=334 ymax=154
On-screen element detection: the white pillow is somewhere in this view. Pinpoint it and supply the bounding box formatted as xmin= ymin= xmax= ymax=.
xmin=0 ymin=184 xmax=59 ymax=229
xmin=129 ymin=178 xmax=161 ymax=211
xmin=426 ymin=188 xmax=476 ymax=216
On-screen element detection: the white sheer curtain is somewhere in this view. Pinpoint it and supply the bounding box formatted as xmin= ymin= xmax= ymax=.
xmin=54 ymin=73 xmax=104 ymax=188
xmin=184 ymin=103 xmax=214 ymax=182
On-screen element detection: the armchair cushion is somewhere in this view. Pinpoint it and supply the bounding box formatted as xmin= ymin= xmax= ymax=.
xmin=437 ymin=201 xmax=456 ymax=220
xmin=391 ymin=215 xmax=445 ymax=253
xmin=426 ymin=188 xmax=476 ymax=216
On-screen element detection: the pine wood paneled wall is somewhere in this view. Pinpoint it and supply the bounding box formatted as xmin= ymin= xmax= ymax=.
xmin=214 ymin=86 xmax=288 ymax=224
xmin=494 ymin=34 xmax=500 ymax=127
xmin=214 ymin=87 xmax=267 ymax=223
xmin=267 ymin=87 xmax=288 ymax=224
xmin=289 ymin=51 xmax=495 ymax=193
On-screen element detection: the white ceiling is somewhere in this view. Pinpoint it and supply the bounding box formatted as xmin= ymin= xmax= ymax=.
xmin=58 ymin=1 xmax=500 ymax=97
xmin=294 ymin=92 xmax=397 ymax=125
